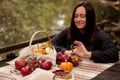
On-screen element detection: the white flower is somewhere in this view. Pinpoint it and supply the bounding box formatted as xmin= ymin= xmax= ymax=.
xmin=45 ymin=47 xmax=53 ymax=54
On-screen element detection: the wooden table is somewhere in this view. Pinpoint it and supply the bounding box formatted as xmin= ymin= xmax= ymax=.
xmin=1 ymin=59 xmax=119 ymax=80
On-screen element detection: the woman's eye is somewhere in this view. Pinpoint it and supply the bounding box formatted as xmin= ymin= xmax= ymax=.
xmin=80 ymin=14 xmax=86 ymax=18
xmin=74 ymin=14 xmax=78 ymax=18
xmin=74 ymin=14 xmax=86 ymax=18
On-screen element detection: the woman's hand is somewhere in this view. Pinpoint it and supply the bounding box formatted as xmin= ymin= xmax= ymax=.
xmin=73 ymin=41 xmax=92 ymax=59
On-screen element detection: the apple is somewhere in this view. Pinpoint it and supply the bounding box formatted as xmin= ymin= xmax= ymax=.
xmin=57 ymin=52 xmax=64 ymax=61
xmin=15 ymin=58 xmax=26 ymax=70
xmin=61 ymin=54 xmax=71 ymax=62
xmin=40 ymin=60 xmax=52 ymax=70
xmin=20 ymin=65 xmax=32 ymax=76
xmin=41 ymin=59 xmax=46 ymax=63
xmin=56 ymin=52 xmax=72 ymax=63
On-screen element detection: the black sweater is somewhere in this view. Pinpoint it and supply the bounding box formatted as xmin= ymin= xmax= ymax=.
xmin=51 ymin=27 xmax=119 ymax=63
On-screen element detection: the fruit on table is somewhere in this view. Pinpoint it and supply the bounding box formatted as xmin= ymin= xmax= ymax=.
xmin=27 ymin=58 xmax=37 ymax=66
xmin=41 ymin=59 xmax=46 ymax=63
xmin=27 ymin=58 xmax=40 ymax=71
xmin=71 ymin=55 xmax=82 ymax=66
xmin=15 ymin=57 xmax=53 ymax=76
xmin=57 ymin=51 xmax=82 ymax=66
xmin=40 ymin=60 xmax=53 ymax=70
xmin=57 ymin=52 xmax=71 ymax=62
xmin=61 ymin=55 xmax=72 ymax=62
xmin=57 ymin=52 xmax=64 ymax=61
xmin=59 ymin=62 xmax=73 ymax=72
xmin=15 ymin=58 xmax=26 ymax=70
xmin=20 ymin=65 xmax=32 ymax=76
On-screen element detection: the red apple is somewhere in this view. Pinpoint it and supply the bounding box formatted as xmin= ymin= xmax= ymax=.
xmin=40 ymin=60 xmax=52 ymax=70
xmin=15 ymin=58 xmax=26 ymax=70
xmin=20 ymin=65 xmax=32 ymax=76
xmin=61 ymin=54 xmax=71 ymax=62
xmin=41 ymin=59 xmax=46 ymax=63
xmin=57 ymin=52 xmax=64 ymax=61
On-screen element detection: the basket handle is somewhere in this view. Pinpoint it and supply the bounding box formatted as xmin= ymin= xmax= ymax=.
xmin=29 ymin=31 xmax=52 ymax=49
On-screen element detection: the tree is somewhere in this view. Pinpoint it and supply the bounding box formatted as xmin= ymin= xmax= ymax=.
xmin=0 ymin=0 xmax=120 ymax=50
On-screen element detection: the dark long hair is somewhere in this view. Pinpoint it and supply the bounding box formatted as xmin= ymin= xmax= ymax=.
xmin=68 ymin=1 xmax=97 ymax=45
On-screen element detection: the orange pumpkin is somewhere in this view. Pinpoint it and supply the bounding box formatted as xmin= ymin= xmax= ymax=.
xmin=38 ymin=48 xmax=46 ymax=54
xmin=33 ymin=49 xmax=39 ymax=53
xmin=33 ymin=48 xmax=46 ymax=55
xmin=59 ymin=62 xmax=73 ymax=72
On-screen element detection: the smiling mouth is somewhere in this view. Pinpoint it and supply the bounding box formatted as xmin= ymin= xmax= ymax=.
xmin=77 ymin=22 xmax=83 ymax=26
xmin=77 ymin=21 xmax=84 ymax=24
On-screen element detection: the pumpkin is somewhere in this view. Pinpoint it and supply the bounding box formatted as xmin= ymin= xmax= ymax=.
xmin=33 ymin=49 xmax=39 ymax=53
xmin=33 ymin=48 xmax=46 ymax=55
xmin=38 ymin=48 xmax=46 ymax=54
xmin=59 ymin=62 xmax=73 ymax=72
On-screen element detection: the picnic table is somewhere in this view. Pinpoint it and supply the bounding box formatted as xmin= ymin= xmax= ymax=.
xmin=0 ymin=59 xmax=120 ymax=80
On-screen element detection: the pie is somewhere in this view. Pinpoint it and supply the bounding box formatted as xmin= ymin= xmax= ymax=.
xmin=53 ymin=70 xmax=72 ymax=79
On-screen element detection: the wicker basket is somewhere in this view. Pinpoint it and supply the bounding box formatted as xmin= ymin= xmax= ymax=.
xmin=29 ymin=31 xmax=53 ymax=54
xmin=17 ymin=31 xmax=57 ymax=66
xmin=29 ymin=31 xmax=52 ymax=49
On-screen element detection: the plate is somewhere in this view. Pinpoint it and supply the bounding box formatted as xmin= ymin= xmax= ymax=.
xmin=55 ymin=73 xmax=74 ymax=80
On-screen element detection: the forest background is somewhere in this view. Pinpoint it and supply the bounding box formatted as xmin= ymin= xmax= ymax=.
xmin=0 ymin=0 xmax=120 ymax=51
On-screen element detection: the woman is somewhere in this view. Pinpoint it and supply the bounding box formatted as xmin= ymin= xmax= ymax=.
xmin=51 ymin=1 xmax=119 ymax=63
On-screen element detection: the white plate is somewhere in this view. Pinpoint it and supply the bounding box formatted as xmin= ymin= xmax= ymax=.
xmin=55 ymin=73 xmax=74 ymax=80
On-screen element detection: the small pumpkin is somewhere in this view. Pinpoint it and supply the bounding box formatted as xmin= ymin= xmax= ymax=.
xmin=33 ymin=48 xmax=46 ymax=55
xmin=38 ymin=48 xmax=46 ymax=54
xmin=33 ymin=49 xmax=39 ymax=53
xmin=59 ymin=62 xmax=73 ymax=72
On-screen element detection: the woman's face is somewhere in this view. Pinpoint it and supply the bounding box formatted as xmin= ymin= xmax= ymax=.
xmin=74 ymin=6 xmax=86 ymax=32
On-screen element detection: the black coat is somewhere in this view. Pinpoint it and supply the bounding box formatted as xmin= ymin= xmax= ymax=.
xmin=51 ymin=27 xmax=119 ymax=63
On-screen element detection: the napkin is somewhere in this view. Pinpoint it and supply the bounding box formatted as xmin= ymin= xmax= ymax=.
xmin=22 ymin=68 xmax=55 ymax=80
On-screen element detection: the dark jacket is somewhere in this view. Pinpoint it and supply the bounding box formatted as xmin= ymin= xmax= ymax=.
xmin=51 ymin=27 xmax=119 ymax=63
